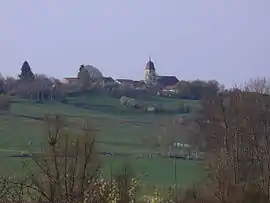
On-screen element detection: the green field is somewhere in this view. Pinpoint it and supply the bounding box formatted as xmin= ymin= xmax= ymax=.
xmin=0 ymin=95 xmax=205 ymax=188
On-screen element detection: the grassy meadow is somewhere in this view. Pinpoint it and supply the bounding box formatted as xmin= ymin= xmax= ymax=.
xmin=0 ymin=95 xmax=205 ymax=189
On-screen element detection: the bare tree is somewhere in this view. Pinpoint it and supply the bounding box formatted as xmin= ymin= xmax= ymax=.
xmin=245 ymin=76 xmax=270 ymax=94
xmin=21 ymin=114 xmax=101 ymax=203
xmin=3 ymin=77 xmax=18 ymax=95
xmin=192 ymin=79 xmax=270 ymax=201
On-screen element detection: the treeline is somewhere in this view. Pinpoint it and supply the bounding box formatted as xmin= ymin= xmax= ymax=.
xmin=185 ymin=77 xmax=270 ymax=202
xmin=176 ymin=80 xmax=221 ymax=100
xmin=157 ymin=79 xmax=222 ymax=100
xmin=0 ymin=61 xmax=76 ymax=105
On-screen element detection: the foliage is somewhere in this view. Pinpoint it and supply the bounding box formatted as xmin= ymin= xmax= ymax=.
xmin=120 ymin=96 xmax=141 ymax=109
xmin=18 ymin=61 xmax=35 ymax=82
xmin=244 ymin=76 xmax=270 ymax=94
xmin=146 ymin=106 xmax=157 ymax=113
xmin=190 ymin=79 xmax=270 ymax=201
xmin=0 ymin=94 xmax=11 ymax=112
xmin=83 ymin=64 xmax=103 ymax=79
xmin=143 ymin=188 xmax=165 ymax=203
xmin=78 ymin=64 xmax=103 ymax=83
xmin=0 ymin=81 xmax=4 ymax=94
xmin=15 ymin=74 xmax=55 ymax=102
xmin=20 ymin=115 xmax=99 ymax=202
xmin=3 ymin=77 xmax=17 ymax=94
xmin=176 ymin=80 xmax=221 ymax=100
xmin=78 ymin=65 xmax=91 ymax=90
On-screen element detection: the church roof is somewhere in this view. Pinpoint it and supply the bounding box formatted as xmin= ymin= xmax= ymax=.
xmin=145 ymin=57 xmax=155 ymax=71
xmin=156 ymin=76 xmax=179 ymax=87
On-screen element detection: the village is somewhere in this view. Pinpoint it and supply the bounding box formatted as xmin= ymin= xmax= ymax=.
xmin=61 ymin=58 xmax=180 ymax=95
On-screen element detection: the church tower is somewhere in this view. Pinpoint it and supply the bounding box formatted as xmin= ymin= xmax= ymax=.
xmin=145 ymin=57 xmax=156 ymax=85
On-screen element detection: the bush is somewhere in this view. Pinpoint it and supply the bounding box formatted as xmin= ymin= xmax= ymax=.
xmin=120 ymin=96 xmax=129 ymax=105
xmin=146 ymin=106 xmax=157 ymax=113
xmin=0 ymin=95 xmax=11 ymax=112
xmin=120 ymin=96 xmax=141 ymax=109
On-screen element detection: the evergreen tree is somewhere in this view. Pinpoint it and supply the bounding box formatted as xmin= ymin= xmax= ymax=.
xmin=19 ymin=61 xmax=35 ymax=82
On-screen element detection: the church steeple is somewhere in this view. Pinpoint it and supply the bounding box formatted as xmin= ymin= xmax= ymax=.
xmin=145 ymin=57 xmax=156 ymax=84
xmin=145 ymin=57 xmax=155 ymax=71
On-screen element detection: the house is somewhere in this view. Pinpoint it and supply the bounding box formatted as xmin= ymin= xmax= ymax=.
xmin=162 ymin=83 xmax=179 ymax=94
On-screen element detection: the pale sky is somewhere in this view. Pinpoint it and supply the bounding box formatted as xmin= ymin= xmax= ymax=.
xmin=0 ymin=1 xmax=269 ymax=87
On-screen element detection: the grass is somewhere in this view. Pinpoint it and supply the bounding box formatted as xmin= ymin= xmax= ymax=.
xmin=0 ymin=95 xmax=205 ymax=188
xmin=102 ymin=156 xmax=205 ymax=186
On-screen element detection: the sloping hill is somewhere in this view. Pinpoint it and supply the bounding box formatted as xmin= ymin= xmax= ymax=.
xmin=0 ymin=95 xmax=205 ymax=187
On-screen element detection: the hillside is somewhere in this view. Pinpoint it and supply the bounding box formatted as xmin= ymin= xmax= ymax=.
xmin=0 ymin=95 xmax=205 ymax=188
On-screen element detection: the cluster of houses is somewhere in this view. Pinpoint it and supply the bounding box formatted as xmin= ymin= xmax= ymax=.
xmin=61 ymin=58 xmax=180 ymax=94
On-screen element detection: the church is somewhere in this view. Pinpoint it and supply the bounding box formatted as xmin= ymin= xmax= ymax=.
xmin=144 ymin=57 xmax=179 ymax=88
xmin=115 ymin=58 xmax=179 ymax=89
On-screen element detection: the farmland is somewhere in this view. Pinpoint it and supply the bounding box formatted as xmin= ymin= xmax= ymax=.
xmin=0 ymin=95 xmax=205 ymax=189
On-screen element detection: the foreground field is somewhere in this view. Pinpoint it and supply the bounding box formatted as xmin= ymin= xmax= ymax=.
xmin=0 ymin=95 xmax=205 ymax=188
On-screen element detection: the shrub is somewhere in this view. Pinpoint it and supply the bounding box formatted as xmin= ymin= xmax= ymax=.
xmin=120 ymin=96 xmax=141 ymax=109
xmin=146 ymin=106 xmax=157 ymax=113
xmin=120 ymin=96 xmax=129 ymax=105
